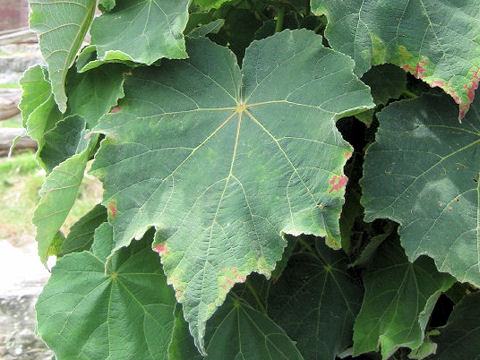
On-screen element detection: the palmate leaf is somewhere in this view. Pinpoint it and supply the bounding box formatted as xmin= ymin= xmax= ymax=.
xmin=36 ymin=224 xmax=178 ymax=360
xmin=311 ymin=0 xmax=480 ymax=119
xmin=89 ymin=0 xmax=190 ymax=66
xmin=268 ymin=237 xmax=363 ymax=360
xmin=362 ymin=94 xmax=480 ymax=286
xmin=353 ymin=237 xmax=454 ymax=359
xmin=431 ymin=292 xmax=480 ymax=360
xmin=29 ymin=0 xmax=96 ymax=112
xmin=91 ymin=29 xmax=373 ymax=353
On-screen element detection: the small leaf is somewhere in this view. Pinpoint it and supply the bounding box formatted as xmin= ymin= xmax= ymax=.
xmin=312 ymin=0 xmax=480 ymax=118
xmin=58 ymin=204 xmax=107 ymax=256
xmin=362 ymin=94 xmax=480 ymax=286
xmin=89 ymin=0 xmax=190 ymax=65
xmin=19 ymin=65 xmax=62 ymax=144
xmin=432 ymin=292 xmax=480 ymax=360
xmin=40 ymin=115 xmax=89 ymax=172
xmin=268 ymin=237 xmax=363 ymax=360
xmin=34 ymin=116 xmax=97 ymax=262
xmin=353 ymin=237 xmax=454 ymax=359
xmin=91 ymin=29 xmax=373 ymax=353
xmin=187 ymin=19 xmax=225 ymax=39
xmin=36 ymin=225 xmax=177 ymax=359
xmin=29 ymin=0 xmax=96 ymax=112
xmin=194 ymin=0 xmax=232 ymax=10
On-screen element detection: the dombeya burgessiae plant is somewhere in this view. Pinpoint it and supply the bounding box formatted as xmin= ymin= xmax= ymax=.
xmin=22 ymin=0 xmax=480 ymax=359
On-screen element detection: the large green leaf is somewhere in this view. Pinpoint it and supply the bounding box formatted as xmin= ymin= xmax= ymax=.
xmin=431 ymin=292 xmax=480 ymax=359
xmin=29 ymin=0 xmax=96 ymax=112
xmin=170 ymin=297 xmax=304 ymax=359
xmin=311 ymin=0 xmax=480 ymax=119
xmin=89 ymin=0 xmax=190 ymax=65
xmin=91 ymin=30 xmax=373 ymax=353
xmin=268 ymin=237 xmax=363 ymax=360
xmin=353 ymin=238 xmax=454 ymax=359
xmin=362 ymin=94 xmax=480 ymax=286
xmin=33 ymin=116 xmax=97 ymax=262
xmin=36 ymin=224 xmax=177 ymax=360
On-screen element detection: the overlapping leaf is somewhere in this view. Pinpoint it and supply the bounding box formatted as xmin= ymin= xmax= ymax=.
xmin=19 ymin=65 xmax=62 ymax=145
xmin=432 ymin=292 xmax=480 ymax=360
xmin=36 ymin=225 xmax=177 ymax=360
xmin=353 ymin=238 xmax=454 ymax=359
xmin=312 ymin=0 xmax=480 ymax=118
xmin=268 ymin=237 xmax=363 ymax=360
xmin=89 ymin=0 xmax=190 ymax=65
xmin=34 ymin=116 xmax=97 ymax=262
xmin=170 ymin=297 xmax=304 ymax=359
xmin=65 ymin=64 xmax=127 ymax=127
xmin=362 ymin=94 xmax=480 ymax=285
xmin=29 ymin=0 xmax=96 ymax=112
xmin=58 ymin=204 xmax=107 ymax=256
xmin=91 ymin=29 xmax=373 ymax=353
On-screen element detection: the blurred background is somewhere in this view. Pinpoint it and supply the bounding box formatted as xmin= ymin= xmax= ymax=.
xmin=0 ymin=2 xmax=101 ymax=358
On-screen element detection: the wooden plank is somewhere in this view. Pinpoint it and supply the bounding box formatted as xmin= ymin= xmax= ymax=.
xmin=0 ymin=128 xmax=36 ymax=153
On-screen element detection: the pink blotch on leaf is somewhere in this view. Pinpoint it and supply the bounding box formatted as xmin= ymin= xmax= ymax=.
xmin=110 ymin=106 xmax=121 ymax=114
xmin=329 ymin=175 xmax=348 ymax=194
xmin=108 ymin=201 xmax=117 ymax=219
xmin=153 ymin=243 xmax=170 ymax=255
xmin=459 ymin=69 xmax=480 ymax=119
xmin=414 ymin=62 xmax=426 ymax=79
xmin=344 ymin=152 xmax=351 ymax=160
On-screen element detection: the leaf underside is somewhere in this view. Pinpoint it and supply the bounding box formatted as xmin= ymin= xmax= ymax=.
xmin=312 ymin=0 xmax=480 ymax=118
xmin=91 ymin=29 xmax=373 ymax=353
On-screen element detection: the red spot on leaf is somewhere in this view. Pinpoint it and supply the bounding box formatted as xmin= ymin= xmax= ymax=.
xmin=429 ymin=80 xmax=445 ymax=88
xmin=329 ymin=175 xmax=348 ymax=194
xmin=108 ymin=201 xmax=117 ymax=219
xmin=85 ymin=131 xmax=95 ymax=139
xmin=175 ymin=290 xmax=184 ymax=301
xmin=110 ymin=106 xmax=121 ymax=114
xmin=414 ymin=62 xmax=426 ymax=79
xmin=402 ymin=64 xmax=413 ymax=72
xmin=459 ymin=69 xmax=480 ymax=120
xmin=344 ymin=152 xmax=351 ymax=160
xmin=153 ymin=243 xmax=170 ymax=255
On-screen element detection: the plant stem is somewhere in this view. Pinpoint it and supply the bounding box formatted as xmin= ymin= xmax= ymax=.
xmin=297 ymin=237 xmax=320 ymax=259
xmin=275 ymin=7 xmax=285 ymax=33
xmin=246 ymin=280 xmax=267 ymax=313
xmin=402 ymin=89 xmax=417 ymax=98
